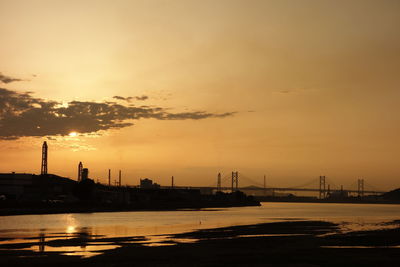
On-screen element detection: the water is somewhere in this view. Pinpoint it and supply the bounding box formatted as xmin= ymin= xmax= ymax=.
xmin=1 ymin=202 xmax=399 ymax=257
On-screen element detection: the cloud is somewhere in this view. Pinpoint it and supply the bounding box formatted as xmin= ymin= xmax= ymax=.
xmin=161 ymin=111 xmax=234 ymax=120
xmin=113 ymin=95 xmax=149 ymax=102
xmin=0 ymin=88 xmax=235 ymax=140
xmin=112 ymin=95 xmax=126 ymax=101
xmin=135 ymin=95 xmax=148 ymax=101
xmin=0 ymin=73 xmax=23 ymax=84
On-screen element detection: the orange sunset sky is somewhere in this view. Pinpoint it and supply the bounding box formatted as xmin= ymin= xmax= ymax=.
xmin=0 ymin=0 xmax=399 ymax=191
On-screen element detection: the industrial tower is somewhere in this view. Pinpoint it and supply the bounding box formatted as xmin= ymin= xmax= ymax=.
xmin=41 ymin=141 xmax=48 ymax=175
xmin=78 ymin=162 xmax=83 ymax=182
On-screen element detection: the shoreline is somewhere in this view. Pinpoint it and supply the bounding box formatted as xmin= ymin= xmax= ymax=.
xmin=256 ymin=198 xmax=400 ymax=205
xmin=1 ymin=219 xmax=399 ymax=266
xmin=0 ymin=202 xmax=260 ymax=217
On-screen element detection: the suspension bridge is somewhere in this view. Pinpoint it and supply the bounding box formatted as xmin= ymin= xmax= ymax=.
xmin=164 ymin=172 xmax=387 ymax=198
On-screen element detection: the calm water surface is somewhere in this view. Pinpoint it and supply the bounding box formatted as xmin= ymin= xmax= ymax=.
xmin=1 ymin=202 xmax=399 ymax=257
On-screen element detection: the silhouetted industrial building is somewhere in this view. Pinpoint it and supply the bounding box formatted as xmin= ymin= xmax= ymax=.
xmin=140 ymin=178 xmax=160 ymax=189
xmin=82 ymin=168 xmax=89 ymax=181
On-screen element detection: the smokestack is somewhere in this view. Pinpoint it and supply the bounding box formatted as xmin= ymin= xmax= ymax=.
xmin=78 ymin=162 xmax=83 ymax=182
xmin=41 ymin=141 xmax=48 ymax=175
xmin=108 ymin=169 xmax=111 ymax=186
xmin=119 ymin=170 xmax=121 ymax=187
xmin=171 ymin=176 xmax=174 ymax=188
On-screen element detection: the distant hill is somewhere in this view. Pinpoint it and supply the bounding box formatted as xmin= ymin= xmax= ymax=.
xmin=382 ymin=188 xmax=400 ymax=201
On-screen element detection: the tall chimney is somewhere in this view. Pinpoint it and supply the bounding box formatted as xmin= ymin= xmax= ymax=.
xmin=78 ymin=162 xmax=83 ymax=182
xmin=41 ymin=141 xmax=48 ymax=175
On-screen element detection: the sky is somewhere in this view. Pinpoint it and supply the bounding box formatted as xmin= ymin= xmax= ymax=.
xmin=0 ymin=0 xmax=399 ymax=191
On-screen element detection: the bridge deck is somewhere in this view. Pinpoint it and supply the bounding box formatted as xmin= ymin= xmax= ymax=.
xmin=163 ymin=186 xmax=385 ymax=195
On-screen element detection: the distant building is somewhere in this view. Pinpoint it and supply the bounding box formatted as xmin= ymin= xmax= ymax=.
xmin=140 ymin=178 xmax=160 ymax=189
xmin=82 ymin=168 xmax=89 ymax=181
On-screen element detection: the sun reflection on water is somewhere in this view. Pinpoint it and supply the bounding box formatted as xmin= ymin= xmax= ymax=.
xmin=66 ymin=226 xmax=76 ymax=234
xmin=1 ymin=203 xmax=400 ymax=258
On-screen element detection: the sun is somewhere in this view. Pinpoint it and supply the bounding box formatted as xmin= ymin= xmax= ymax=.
xmin=68 ymin=131 xmax=78 ymax=137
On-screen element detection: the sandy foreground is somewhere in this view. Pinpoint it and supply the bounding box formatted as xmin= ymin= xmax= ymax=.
xmin=0 ymin=220 xmax=399 ymax=266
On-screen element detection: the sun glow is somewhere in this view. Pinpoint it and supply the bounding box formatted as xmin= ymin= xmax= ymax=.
xmin=66 ymin=225 xmax=76 ymax=234
xmin=68 ymin=131 xmax=78 ymax=137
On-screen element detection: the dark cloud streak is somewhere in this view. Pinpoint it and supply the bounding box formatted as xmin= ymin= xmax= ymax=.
xmin=113 ymin=95 xmax=149 ymax=102
xmin=0 ymin=73 xmax=23 ymax=84
xmin=0 ymin=88 xmax=235 ymax=140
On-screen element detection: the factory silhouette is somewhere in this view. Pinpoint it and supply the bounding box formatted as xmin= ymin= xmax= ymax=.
xmin=0 ymin=142 xmax=258 ymax=215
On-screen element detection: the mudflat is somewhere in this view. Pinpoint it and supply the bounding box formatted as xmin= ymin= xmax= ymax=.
xmin=0 ymin=220 xmax=399 ymax=266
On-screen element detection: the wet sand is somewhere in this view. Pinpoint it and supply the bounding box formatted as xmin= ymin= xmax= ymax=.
xmin=0 ymin=220 xmax=399 ymax=266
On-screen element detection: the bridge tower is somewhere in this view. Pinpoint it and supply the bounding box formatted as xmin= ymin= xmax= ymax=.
xmin=231 ymin=171 xmax=239 ymax=192
xmin=78 ymin=162 xmax=83 ymax=182
xmin=217 ymin=173 xmax=221 ymax=192
xmin=41 ymin=141 xmax=48 ymax=175
xmin=319 ymin=176 xmax=326 ymax=199
xmin=358 ymin=179 xmax=364 ymax=197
